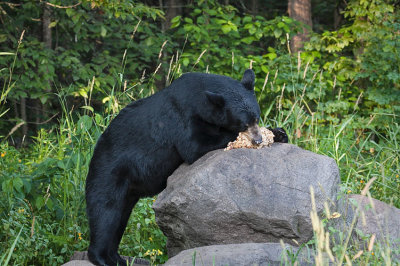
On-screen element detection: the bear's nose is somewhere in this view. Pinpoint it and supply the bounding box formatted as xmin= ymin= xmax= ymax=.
xmin=252 ymin=137 xmax=263 ymax=145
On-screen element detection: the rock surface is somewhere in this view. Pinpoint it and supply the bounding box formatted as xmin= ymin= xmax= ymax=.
xmin=62 ymin=261 xmax=94 ymax=266
xmin=162 ymin=243 xmax=315 ymax=266
xmin=61 ymin=251 xmax=149 ymax=266
xmin=341 ymin=194 xmax=400 ymax=247
xmin=153 ymin=143 xmax=341 ymax=256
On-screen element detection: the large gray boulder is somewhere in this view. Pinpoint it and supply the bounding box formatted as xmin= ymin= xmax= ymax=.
xmin=153 ymin=143 xmax=341 ymax=256
xmin=162 ymin=243 xmax=315 ymax=266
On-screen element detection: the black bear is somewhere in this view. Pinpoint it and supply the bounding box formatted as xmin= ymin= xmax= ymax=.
xmin=85 ymin=69 xmax=288 ymax=265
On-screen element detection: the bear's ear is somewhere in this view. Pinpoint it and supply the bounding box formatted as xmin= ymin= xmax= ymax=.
xmin=241 ymin=69 xmax=255 ymax=90
xmin=205 ymin=91 xmax=225 ymax=107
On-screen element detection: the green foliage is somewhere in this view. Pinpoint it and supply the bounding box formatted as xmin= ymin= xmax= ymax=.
xmin=0 ymin=0 xmax=168 ymax=132
xmin=171 ymin=0 xmax=301 ymax=76
xmin=121 ymin=198 xmax=167 ymax=264
xmin=304 ymin=0 xmax=400 ymax=127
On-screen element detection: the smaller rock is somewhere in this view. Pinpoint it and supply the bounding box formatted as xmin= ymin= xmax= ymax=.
xmin=62 ymin=261 xmax=94 ymax=266
xmin=338 ymin=194 xmax=400 ymax=249
xmin=61 ymin=251 xmax=149 ymax=266
xmin=162 ymin=243 xmax=315 ymax=266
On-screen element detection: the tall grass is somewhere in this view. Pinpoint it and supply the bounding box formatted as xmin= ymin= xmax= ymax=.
xmin=260 ymin=55 xmax=399 ymax=208
xmin=259 ymin=56 xmax=400 ymax=264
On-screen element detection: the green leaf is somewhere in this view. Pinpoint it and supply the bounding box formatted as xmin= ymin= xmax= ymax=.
xmin=49 ymin=21 xmax=58 ymax=28
xmin=95 ymin=113 xmax=104 ymax=125
xmin=100 ymin=26 xmax=107 ymax=37
xmin=0 ymin=34 xmax=8 ymax=43
xmin=171 ymin=15 xmax=181 ymax=24
xmin=72 ymin=14 xmax=80 ymax=24
xmin=170 ymin=16 xmax=181 ymax=28
xmin=81 ymin=106 xmax=94 ymax=113
xmin=249 ymin=26 xmax=256 ymax=35
xmin=243 ymin=16 xmax=252 ymax=23
xmin=241 ymin=36 xmax=255 ymax=44
xmin=261 ymin=65 xmax=269 ymax=73
xmin=35 ymin=197 xmax=44 ymax=210
xmin=266 ymin=52 xmax=277 ymax=60
xmin=39 ymin=95 xmax=48 ymax=104
xmin=57 ymin=160 xmax=66 ymax=170
xmin=66 ymin=8 xmax=74 ymax=17
xmin=78 ymin=115 xmax=93 ymax=131
xmin=2 ymin=180 xmax=12 ymax=193
xmin=273 ymin=28 xmax=282 ymax=38
xmin=46 ymin=198 xmax=54 ymax=210
xmin=182 ymin=57 xmax=190 ymax=66
xmin=208 ymin=9 xmax=217 ymax=16
xmin=12 ymin=178 xmax=23 ymax=192
xmin=221 ymin=24 xmax=231 ymax=34
xmin=184 ymin=18 xmax=193 ymax=24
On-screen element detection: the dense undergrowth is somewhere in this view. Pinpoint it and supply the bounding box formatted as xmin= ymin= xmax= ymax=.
xmin=1 ymin=0 xmax=400 ymax=265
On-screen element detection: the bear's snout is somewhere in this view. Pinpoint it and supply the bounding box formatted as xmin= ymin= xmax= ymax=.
xmin=252 ymin=137 xmax=263 ymax=145
xmin=246 ymin=123 xmax=263 ymax=145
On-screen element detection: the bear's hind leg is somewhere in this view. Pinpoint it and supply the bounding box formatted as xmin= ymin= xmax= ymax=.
xmin=87 ymin=181 xmax=137 ymax=266
xmin=87 ymin=205 xmax=123 ymax=265
xmin=109 ymin=194 xmax=139 ymax=265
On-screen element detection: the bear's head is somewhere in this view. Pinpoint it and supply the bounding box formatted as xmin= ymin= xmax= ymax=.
xmin=204 ymin=69 xmax=261 ymax=137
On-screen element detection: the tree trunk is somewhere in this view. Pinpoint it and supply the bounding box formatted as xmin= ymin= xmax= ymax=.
xmin=34 ymin=100 xmax=41 ymax=131
xmin=41 ymin=3 xmax=52 ymax=120
xmin=334 ymin=0 xmax=344 ymax=30
xmin=12 ymin=99 xmax=19 ymax=119
xmin=164 ymin=0 xmax=181 ymax=31
xmin=20 ymin=97 xmax=28 ymax=138
xmin=42 ymin=4 xmax=52 ymax=49
xmin=251 ymin=0 xmax=258 ymax=15
xmin=156 ymin=0 xmax=182 ymax=89
xmin=288 ymin=0 xmax=312 ymax=53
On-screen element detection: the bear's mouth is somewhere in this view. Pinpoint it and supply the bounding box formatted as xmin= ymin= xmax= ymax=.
xmin=244 ymin=123 xmax=263 ymax=145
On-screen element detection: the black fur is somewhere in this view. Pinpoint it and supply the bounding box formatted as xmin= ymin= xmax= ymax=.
xmin=85 ymin=70 xmax=287 ymax=265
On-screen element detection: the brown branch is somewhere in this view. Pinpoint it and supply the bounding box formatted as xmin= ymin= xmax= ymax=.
xmin=0 ymin=2 xmax=21 ymax=7
xmin=6 ymin=121 xmax=25 ymax=138
xmin=5 ymin=112 xmax=59 ymax=138
xmin=27 ymin=112 xmax=59 ymax=125
xmin=43 ymin=1 xmax=81 ymax=9
xmin=31 ymin=216 xmax=35 ymax=237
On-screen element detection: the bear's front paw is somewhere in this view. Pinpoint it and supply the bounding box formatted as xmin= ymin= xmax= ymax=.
xmin=271 ymin=128 xmax=288 ymax=143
